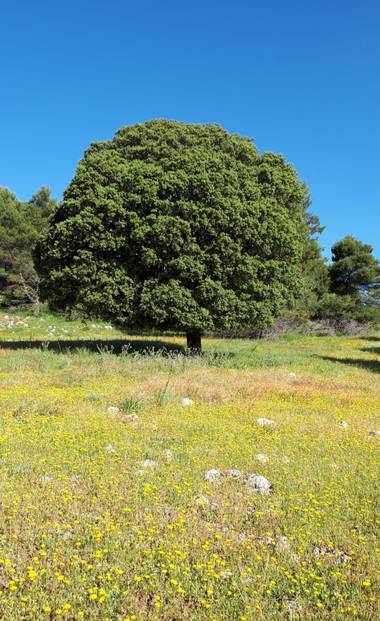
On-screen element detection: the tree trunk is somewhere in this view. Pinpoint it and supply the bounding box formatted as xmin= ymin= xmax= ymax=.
xmin=186 ymin=330 xmax=202 ymax=353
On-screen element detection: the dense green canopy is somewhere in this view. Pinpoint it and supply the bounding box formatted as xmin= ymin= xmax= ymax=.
xmin=37 ymin=120 xmax=311 ymax=345
xmin=330 ymin=236 xmax=380 ymax=302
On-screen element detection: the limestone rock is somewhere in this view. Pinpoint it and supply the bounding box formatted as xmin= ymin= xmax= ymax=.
xmin=246 ymin=474 xmax=272 ymax=494
xmin=256 ymin=417 xmax=275 ymax=427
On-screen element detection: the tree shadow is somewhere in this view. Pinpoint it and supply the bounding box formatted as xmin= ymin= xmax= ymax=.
xmin=318 ymin=355 xmax=380 ymax=374
xmin=361 ymin=336 xmax=380 ymax=342
xmin=0 ymin=339 xmax=186 ymax=356
xmin=361 ymin=346 xmax=380 ymax=355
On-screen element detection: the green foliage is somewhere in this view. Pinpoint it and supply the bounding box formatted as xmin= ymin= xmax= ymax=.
xmin=298 ymin=206 xmax=330 ymax=312
xmin=330 ymin=236 xmax=380 ymax=300
xmin=313 ymin=293 xmax=380 ymax=327
xmin=303 ymin=236 xmax=380 ymax=326
xmin=37 ymin=120 xmax=311 ymax=336
xmin=313 ymin=292 xmax=356 ymax=321
xmin=0 ymin=187 xmax=55 ymax=306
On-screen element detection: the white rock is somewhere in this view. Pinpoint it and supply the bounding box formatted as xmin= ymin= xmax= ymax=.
xmin=40 ymin=475 xmax=52 ymax=484
xmin=276 ymin=536 xmax=289 ymax=550
xmin=107 ymin=406 xmax=121 ymax=415
xmin=370 ymin=430 xmax=380 ymax=437
xmin=288 ymin=373 xmax=297 ymax=379
xmin=283 ymin=455 xmax=291 ymax=464
xmin=255 ymin=453 xmax=269 ymax=463
xmin=141 ymin=459 xmax=157 ymax=468
xmin=339 ymin=420 xmax=349 ymax=428
xmin=257 ymin=536 xmax=274 ymax=545
xmin=226 ymin=469 xmax=242 ymax=478
xmin=195 ymin=495 xmax=210 ymax=506
xmin=313 ymin=545 xmax=324 ymax=558
xmin=182 ymin=397 xmax=194 ymax=406
xmin=164 ymin=449 xmax=173 ymax=460
xmin=256 ymin=417 xmax=275 ymax=427
xmin=105 ymin=444 xmax=115 ymax=453
xmin=205 ymin=468 xmax=221 ymax=482
xmin=284 ymin=599 xmax=300 ymax=613
xmin=246 ymin=474 xmax=272 ymax=494
xmin=221 ymin=570 xmax=233 ymax=578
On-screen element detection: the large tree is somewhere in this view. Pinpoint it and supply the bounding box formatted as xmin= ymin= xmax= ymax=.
xmin=36 ymin=120 xmax=312 ymax=349
xmin=0 ymin=187 xmax=55 ymax=307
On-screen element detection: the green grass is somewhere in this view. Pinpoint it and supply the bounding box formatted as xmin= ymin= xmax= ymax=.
xmin=0 ymin=310 xmax=379 ymax=620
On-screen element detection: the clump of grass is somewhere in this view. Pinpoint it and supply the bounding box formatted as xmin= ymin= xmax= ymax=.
xmin=119 ymin=395 xmax=147 ymax=414
xmin=154 ymin=377 xmax=173 ymax=406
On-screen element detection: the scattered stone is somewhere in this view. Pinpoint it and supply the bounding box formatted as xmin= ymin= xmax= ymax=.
xmin=195 ymin=495 xmax=210 ymax=506
xmin=256 ymin=417 xmax=275 ymax=427
xmin=313 ymin=545 xmax=326 ymax=557
xmin=283 ymin=455 xmax=291 ymax=464
xmin=123 ymin=414 xmax=139 ymax=422
xmin=141 ymin=459 xmax=157 ymax=468
xmin=312 ymin=545 xmax=350 ymax=564
xmin=107 ymin=406 xmax=121 ymax=415
xmin=246 ymin=474 xmax=272 ymax=494
xmin=137 ymin=459 xmax=157 ymax=475
xmin=284 ymin=599 xmax=301 ymax=613
xmin=226 ymin=469 xmax=242 ymax=478
xmin=40 ymin=475 xmax=52 ymax=484
xmin=339 ymin=420 xmax=349 ymax=428
xmin=164 ymin=449 xmax=173 ymax=460
xmin=276 ymin=536 xmax=289 ymax=550
xmin=221 ymin=570 xmax=233 ymax=578
xmin=257 ymin=535 xmax=274 ymax=545
xmin=205 ymin=468 xmax=221 ymax=482
xmin=369 ymin=430 xmax=380 ymax=437
xmin=255 ymin=453 xmax=269 ymax=463
xmin=182 ymin=397 xmax=194 ymax=406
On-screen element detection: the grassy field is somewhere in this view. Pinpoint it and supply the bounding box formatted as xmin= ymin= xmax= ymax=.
xmin=0 ymin=311 xmax=379 ymax=620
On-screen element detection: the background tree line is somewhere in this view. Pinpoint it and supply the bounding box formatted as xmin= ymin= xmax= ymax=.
xmin=1 ymin=121 xmax=379 ymax=337
xmin=0 ymin=187 xmax=55 ymax=307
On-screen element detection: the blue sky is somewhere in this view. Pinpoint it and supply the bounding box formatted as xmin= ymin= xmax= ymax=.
xmin=1 ymin=0 xmax=379 ymax=258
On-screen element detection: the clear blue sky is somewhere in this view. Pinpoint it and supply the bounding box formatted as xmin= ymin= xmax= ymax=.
xmin=1 ymin=0 xmax=379 ymax=258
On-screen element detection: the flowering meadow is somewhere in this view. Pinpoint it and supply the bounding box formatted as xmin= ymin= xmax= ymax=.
xmin=0 ymin=313 xmax=379 ymax=620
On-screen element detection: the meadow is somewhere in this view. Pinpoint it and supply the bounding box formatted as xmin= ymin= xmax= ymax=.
xmin=0 ymin=311 xmax=379 ymax=620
